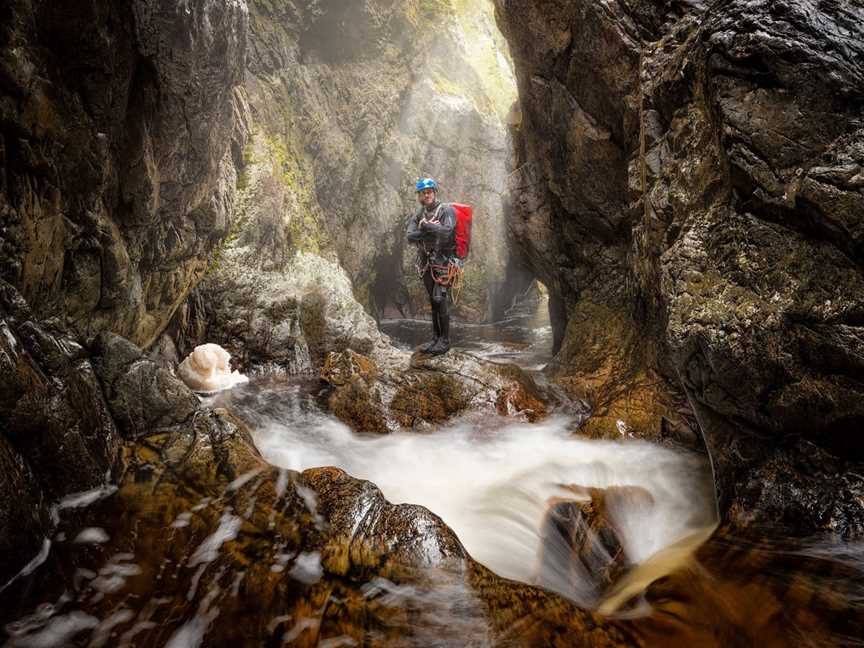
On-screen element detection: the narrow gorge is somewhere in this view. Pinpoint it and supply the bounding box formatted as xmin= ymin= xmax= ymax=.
xmin=1 ymin=1 xmax=863 ymax=646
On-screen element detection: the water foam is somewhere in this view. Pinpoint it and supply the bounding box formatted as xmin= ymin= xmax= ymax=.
xmin=253 ymin=408 xmax=716 ymax=595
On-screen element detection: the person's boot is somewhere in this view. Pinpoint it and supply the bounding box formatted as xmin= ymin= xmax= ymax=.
xmin=422 ymin=313 xmax=441 ymax=352
xmin=428 ymin=336 xmax=450 ymax=356
xmin=429 ymin=313 xmax=450 ymax=355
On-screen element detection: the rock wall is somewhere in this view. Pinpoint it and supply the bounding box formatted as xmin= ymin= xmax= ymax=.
xmin=236 ymin=0 xmax=516 ymax=322
xmin=0 ymin=0 xmax=248 ymax=348
xmin=495 ymin=0 xmax=864 ymax=534
xmin=0 ymin=0 xmax=248 ymax=584
xmin=167 ymin=0 xmax=521 ymax=372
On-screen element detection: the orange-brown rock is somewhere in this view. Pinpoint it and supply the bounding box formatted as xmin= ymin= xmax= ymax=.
xmin=320 ymin=348 xmax=379 ymax=387
xmin=321 ymin=348 xmax=553 ymax=433
xmin=0 ymin=407 xmax=640 ymax=648
xmin=390 ymin=371 xmax=473 ymax=427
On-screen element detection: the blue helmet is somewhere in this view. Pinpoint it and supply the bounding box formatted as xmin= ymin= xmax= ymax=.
xmin=415 ymin=177 xmax=438 ymax=192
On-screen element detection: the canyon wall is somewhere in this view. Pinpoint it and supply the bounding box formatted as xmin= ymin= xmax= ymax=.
xmin=0 ymin=0 xmax=248 ymax=348
xmin=495 ymin=0 xmax=864 ymax=534
xmin=167 ymin=0 xmax=520 ymax=372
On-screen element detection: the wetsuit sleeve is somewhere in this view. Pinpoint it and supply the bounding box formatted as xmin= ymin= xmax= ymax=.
xmin=406 ymin=211 xmax=424 ymax=243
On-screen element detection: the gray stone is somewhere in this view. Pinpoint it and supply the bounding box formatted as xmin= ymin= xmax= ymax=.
xmin=93 ymin=332 xmax=199 ymax=438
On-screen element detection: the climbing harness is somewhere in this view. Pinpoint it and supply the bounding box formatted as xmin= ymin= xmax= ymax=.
xmin=431 ymin=260 xmax=464 ymax=304
xmin=411 ymin=202 xmax=467 ymax=304
xmin=416 ymin=257 xmax=465 ymax=304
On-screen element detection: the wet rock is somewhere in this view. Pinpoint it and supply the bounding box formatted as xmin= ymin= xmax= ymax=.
xmin=92 ymin=332 xmax=199 ymax=438
xmin=327 ymin=375 xmax=391 ymax=435
xmin=0 ymin=281 xmax=121 ymax=584
xmin=0 ymin=282 xmax=120 ymax=497
xmin=320 ymin=348 xmax=378 ymax=387
xmin=538 ymin=487 xmax=645 ymax=606
xmin=0 ymin=0 xmax=248 ymax=347
xmin=495 ymin=0 xmax=864 ymax=531
xmin=0 ymin=435 xmax=50 ymax=586
xmin=321 ymin=348 xmax=551 ymax=432
xmin=390 ymin=371 xmax=474 ymax=429
xmin=730 ymin=439 xmax=864 ymax=539
xmin=177 ymin=251 xmax=389 ymax=374
xmin=303 ymin=467 xmax=468 ymax=581
xmin=0 ymin=404 xmax=635 ymax=648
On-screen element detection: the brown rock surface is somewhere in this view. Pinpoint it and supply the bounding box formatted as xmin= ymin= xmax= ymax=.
xmin=321 ymin=347 xmax=551 ymax=432
xmin=0 ymin=0 xmax=248 ymax=348
xmin=494 ymin=0 xmax=864 ymax=533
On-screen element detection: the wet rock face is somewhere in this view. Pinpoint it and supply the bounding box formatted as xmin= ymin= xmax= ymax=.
xmin=234 ymin=0 xmax=513 ymax=321
xmin=0 ymin=280 xmax=121 ymax=583
xmin=320 ymin=347 xmax=551 ymax=433
xmin=496 ymin=0 xmax=864 ymax=531
xmin=0 ymin=0 xmax=247 ymax=348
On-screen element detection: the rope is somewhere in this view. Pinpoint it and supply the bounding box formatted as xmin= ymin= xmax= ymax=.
xmin=430 ymin=260 xmax=465 ymax=304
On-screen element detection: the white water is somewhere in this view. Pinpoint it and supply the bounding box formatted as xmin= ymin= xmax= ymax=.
xmin=253 ymin=404 xmax=716 ymax=603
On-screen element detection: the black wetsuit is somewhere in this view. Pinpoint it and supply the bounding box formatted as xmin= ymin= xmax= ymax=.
xmin=406 ymin=201 xmax=457 ymax=349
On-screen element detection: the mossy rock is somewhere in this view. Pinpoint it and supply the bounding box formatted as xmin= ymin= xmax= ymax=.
xmin=321 ymin=349 xmax=379 ymax=387
xmin=389 ymin=373 xmax=473 ymax=427
xmin=327 ymin=376 xmax=390 ymax=435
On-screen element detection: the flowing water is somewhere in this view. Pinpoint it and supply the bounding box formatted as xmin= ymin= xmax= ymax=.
xmin=207 ymin=380 xmax=716 ymax=607
xmin=3 ymin=298 xmax=864 ymax=646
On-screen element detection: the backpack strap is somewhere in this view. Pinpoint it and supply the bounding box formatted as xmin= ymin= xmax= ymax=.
xmin=431 ymin=203 xmax=445 ymax=223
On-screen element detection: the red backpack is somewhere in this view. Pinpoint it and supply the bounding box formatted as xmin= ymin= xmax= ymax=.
xmin=450 ymin=203 xmax=473 ymax=259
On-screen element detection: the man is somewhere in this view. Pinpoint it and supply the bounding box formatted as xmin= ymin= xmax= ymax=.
xmin=406 ymin=177 xmax=457 ymax=355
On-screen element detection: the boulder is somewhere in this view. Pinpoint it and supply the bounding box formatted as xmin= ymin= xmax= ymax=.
xmin=92 ymin=332 xmax=199 ymax=438
xmin=320 ymin=347 xmax=551 ymax=433
xmin=176 ymin=251 xmax=391 ymax=375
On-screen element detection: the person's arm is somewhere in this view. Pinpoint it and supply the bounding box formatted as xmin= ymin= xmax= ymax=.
xmin=420 ymin=205 xmax=455 ymax=236
xmin=406 ymin=211 xmax=424 ymax=243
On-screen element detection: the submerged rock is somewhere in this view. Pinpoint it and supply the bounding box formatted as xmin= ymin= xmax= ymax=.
xmin=538 ymin=486 xmax=648 ymax=607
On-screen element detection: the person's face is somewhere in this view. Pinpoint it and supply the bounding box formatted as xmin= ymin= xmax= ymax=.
xmin=418 ymin=188 xmax=437 ymax=206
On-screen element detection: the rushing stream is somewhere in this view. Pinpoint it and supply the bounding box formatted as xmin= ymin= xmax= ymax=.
xmin=206 ymin=379 xmax=716 ymax=607
xmin=3 ymin=298 xmax=864 ymax=646
xmin=203 ymin=297 xmax=716 ymax=606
